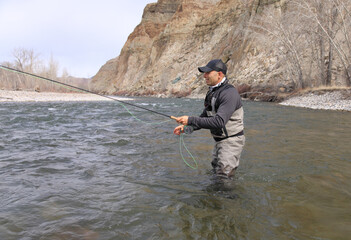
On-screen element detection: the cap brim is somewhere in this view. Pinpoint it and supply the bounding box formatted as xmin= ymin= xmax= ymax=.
xmin=198 ymin=66 xmax=213 ymax=73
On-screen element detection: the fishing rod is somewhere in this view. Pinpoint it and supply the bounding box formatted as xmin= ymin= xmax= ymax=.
xmin=0 ymin=65 xmax=177 ymax=120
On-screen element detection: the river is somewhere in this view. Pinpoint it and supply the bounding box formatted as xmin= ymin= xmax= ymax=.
xmin=0 ymin=98 xmax=350 ymax=240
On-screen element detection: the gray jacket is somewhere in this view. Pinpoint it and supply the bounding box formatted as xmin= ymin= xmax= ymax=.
xmin=188 ymin=79 xmax=244 ymax=140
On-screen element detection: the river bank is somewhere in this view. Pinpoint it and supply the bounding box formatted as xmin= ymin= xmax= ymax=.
xmin=279 ymin=88 xmax=351 ymax=112
xmin=1 ymin=89 xmax=351 ymax=112
xmin=0 ymin=90 xmax=131 ymax=102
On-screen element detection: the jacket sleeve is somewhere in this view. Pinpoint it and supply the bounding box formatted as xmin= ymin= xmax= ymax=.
xmin=188 ymin=87 xmax=241 ymax=129
xmin=191 ymin=108 xmax=207 ymax=131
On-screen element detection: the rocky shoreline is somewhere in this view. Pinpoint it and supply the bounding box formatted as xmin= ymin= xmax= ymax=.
xmin=279 ymin=89 xmax=351 ymax=112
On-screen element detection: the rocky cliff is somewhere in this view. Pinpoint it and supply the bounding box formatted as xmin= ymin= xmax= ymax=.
xmin=91 ymin=0 xmax=291 ymax=99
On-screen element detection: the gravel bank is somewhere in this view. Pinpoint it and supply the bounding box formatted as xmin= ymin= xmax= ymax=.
xmin=279 ymin=90 xmax=351 ymax=111
xmin=0 ymin=90 xmax=132 ymax=102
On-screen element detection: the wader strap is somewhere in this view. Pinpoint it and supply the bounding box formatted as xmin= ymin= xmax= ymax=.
xmin=214 ymin=130 xmax=244 ymax=142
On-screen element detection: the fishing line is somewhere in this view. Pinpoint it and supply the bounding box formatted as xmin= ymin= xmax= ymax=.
xmin=33 ymin=72 xmax=173 ymax=125
xmin=0 ymin=65 xmax=175 ymax=121
xmin=1 ymin=65 xmax=198 ymax=168
xmin=179 ymin=133 xmax=198 ymax=169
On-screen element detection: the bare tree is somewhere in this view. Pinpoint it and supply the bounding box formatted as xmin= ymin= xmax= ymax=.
xmin=48 ymin=54 xmax=59 ymax=79
xmin=1 ymin=48 xmax=92 ymax=92
xmin=1 ymin=49 xmax=60 ymax=91
xmin=12 ymin=48 xmax=39 ymax=73
xmin=293 ymin=0 xmax=351 ymax=86
xmin=251 ymin=4 xmax=308 ymax=88
xmin=251 ymin=0 xmax=351 ymax=89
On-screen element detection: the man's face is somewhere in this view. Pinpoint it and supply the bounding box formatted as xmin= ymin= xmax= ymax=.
xmin=204 ymin=70 xmax=222 ymax=86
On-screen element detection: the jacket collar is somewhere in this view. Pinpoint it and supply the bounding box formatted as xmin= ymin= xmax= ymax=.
xmin=209 ymin=77 xmax=228 ymax=91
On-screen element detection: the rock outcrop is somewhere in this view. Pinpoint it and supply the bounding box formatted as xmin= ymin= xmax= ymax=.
xmin=91 ymin=0 xmax=290 ymax=99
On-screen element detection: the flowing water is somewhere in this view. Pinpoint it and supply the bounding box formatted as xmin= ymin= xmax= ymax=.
xmin=0 ymin=98 xmax=350 ymax=240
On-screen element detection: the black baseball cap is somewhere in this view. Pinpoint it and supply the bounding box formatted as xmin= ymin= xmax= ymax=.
xmin=198 ymin=59 xmax=227 ymax=75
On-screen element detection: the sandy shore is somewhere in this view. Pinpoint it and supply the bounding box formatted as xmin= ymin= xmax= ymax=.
xmin=0 ymin=90 xmax=132 ymax=102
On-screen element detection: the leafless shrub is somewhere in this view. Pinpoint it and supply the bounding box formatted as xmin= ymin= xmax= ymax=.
xmin=0 ymin=48 xmax=91 ymax=92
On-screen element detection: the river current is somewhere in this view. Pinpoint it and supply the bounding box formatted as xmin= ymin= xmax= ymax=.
xmin=0 ymin=98 xmax=350 ymax=240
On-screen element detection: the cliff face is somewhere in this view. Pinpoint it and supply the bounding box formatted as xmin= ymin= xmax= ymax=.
xmin=91 ymin=0 xmax=288 ymax=98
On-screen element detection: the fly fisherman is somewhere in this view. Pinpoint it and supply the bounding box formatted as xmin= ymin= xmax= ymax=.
xmin=173 ymin=59 xmax=245 ymax=179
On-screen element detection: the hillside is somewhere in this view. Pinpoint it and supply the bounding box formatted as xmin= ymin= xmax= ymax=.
xmin=91 ymin=0 xmax=351 ymax=100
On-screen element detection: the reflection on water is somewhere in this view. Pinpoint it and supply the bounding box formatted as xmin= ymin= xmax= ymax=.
xmin=0 ymin=99 xmax=350 ymax=239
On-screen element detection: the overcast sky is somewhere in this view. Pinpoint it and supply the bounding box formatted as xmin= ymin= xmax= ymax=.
xmin=0 ymin=0 xmax=156 ymax=78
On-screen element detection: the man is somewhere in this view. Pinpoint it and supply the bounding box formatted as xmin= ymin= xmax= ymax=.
xmin=173 ymin=59 xmax=245 ymax=179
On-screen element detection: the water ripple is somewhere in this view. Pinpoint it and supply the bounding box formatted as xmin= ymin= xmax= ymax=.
xmin=0 ymin=100 xmax=350 ymax=239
